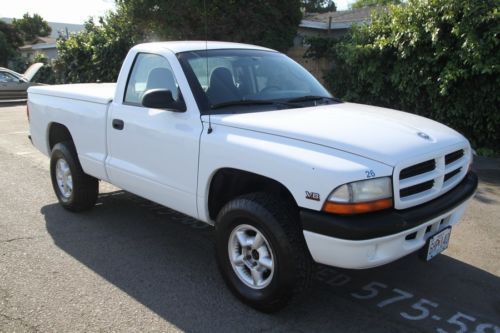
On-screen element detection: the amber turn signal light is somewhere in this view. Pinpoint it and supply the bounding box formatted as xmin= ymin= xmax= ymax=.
xmin=322 ymin=198 xmax=393 ymax=215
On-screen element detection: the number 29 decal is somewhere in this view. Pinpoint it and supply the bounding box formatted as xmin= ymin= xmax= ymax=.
xmin=365 ymin=170 xmax=376 ymax=178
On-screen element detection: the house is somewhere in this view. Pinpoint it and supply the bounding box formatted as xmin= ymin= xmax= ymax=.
xmin=19 ymin=36 xmax=58 ymax=61
xmin=298 ymin=7 xmax=374 ymax=41
xmin=288 ymin=7 xmax=375 ymax=82
xmin=0 ymin=18 xmax=84 ymax=61
xmin=0 ymin=18 xmax=84 ymax=39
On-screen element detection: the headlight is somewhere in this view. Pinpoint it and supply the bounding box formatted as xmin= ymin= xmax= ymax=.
xmin=323 ymin=177 xmax=393 ymax=214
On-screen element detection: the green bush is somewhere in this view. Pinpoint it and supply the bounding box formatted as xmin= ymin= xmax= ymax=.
xmin=313 ymin=0 xmax=499 ymax=152
xmin=56 ymin=10 xmax=137 ymax=84
xmin=30 ymin=53 xmax=56 ymax=84
xmin=8 ymin=56 xmax=29 ymax=73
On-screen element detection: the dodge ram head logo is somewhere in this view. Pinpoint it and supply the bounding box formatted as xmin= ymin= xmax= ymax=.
xmin=417 ymin=132 xmax=432 ymax=141
xmin=305 ymin=191 xmax=320 ymax=201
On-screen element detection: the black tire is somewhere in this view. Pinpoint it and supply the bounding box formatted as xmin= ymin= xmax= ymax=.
xmin=215 ymin=192 xmax=313 ymax=313
xmin=50 ymin=141 xmax=98 ymax=212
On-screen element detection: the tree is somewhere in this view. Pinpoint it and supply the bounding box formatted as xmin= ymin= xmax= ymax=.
xmin=56 ymin=9 xmax=138 ymax=83
xmin=302 ymin=0 xmax=336 ymax=13
xmin=0 ymin=21 xmax=23 ymax=66
xmin=351 ymin=0 xmax=402 ymax=9
xmin=12 ymin=13 xmax=52 ymax=42
xmin=116 ymin=0 xmax=302 ymax=52
xmin=56 ymin=0 xmax=303 ymax=83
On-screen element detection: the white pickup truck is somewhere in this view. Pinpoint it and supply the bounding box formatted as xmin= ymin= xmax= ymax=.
xmin=28 ymin=41 xmax=478 ymax=312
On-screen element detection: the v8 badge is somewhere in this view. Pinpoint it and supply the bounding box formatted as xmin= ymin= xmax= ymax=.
xmin=305 ymin=191 xmax=320 ymax=201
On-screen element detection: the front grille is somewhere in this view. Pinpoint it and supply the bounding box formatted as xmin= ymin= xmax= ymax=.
xmin=394 ymin=147 xmax=469 ymax=209
xmin=444 ymin=168 xmax=462 ymax=182
xmin=400 ymin=160 xmax=436 ymax=180
xmin=400 ymin=180 xmax=434 ymax=198
xmin=445 ymin=150 xmax=464 ymax=165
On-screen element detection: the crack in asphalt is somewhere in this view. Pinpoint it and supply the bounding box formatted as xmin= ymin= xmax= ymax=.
xmin=0 ymin=236 xmax=35 ymax=243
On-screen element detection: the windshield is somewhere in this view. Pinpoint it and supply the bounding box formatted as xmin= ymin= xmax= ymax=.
xmin=177 ymin=49 xmax=332 ymax=114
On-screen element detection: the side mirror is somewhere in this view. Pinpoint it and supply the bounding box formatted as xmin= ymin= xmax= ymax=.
xmin=141 ymin=89 xmax=186 ymax=112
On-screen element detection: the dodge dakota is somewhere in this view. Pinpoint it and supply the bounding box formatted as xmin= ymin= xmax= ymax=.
xmin=27 ymin=41 xmax=478 ymax=312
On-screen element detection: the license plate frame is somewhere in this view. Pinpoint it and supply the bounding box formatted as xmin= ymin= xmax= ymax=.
xmin=422 ymin=226 xmax=452 ymax=261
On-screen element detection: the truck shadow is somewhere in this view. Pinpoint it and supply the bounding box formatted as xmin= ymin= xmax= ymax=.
xmin=41 ymin=191 xmax=500 ymax=333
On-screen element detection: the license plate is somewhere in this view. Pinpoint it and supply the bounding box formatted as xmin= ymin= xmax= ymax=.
xmin=424 ymin=227 xmax=451 ymax=261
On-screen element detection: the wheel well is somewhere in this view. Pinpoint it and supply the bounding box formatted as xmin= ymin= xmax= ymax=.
xmin=48 ymin=123 xmax=74 ymax=151
xmin=208 ymin=168 xmax=298 ymax=220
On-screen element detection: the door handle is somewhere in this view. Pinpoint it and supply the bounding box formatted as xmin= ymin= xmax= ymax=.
xmin=112 ymin=119 xmax=124 ymax=130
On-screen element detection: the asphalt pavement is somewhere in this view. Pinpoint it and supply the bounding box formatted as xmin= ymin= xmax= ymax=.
xmin=0 ymin=104 xmax=499 ymax=332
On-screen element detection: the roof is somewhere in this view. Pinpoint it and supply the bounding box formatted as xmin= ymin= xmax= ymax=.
xmin=33 ymin=36 xmax=56 ymax=44
xmin=300 ymin=7 xmax=377 ymax=30
xmin=19 ymin=37 xmax=57 ymax=51
xmin=133 ymin=41 xmax=276 ymax=54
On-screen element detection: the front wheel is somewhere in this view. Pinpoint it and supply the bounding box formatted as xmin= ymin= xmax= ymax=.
xmin=50 ymin=142 xmax=98 ymax=212
xmin=215 ymin=193 xmax=313 ymax=312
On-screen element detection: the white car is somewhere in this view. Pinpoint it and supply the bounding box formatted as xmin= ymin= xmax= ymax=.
xmin=27 ymin=41 xmax=478 ymax=312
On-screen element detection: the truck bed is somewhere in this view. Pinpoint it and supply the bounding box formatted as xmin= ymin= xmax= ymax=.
xmin=28 ymin=83 xmax=116 ymax=104
xmin=28 ymin=83 xmax=115 ymax=182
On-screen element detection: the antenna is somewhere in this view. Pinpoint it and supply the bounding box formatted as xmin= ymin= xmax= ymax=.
xmin=204 ymin=0 xmax=213 ymax=134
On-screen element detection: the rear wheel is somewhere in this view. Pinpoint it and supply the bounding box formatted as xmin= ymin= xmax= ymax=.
xmin=215 ymin=193 xmax=312 ymax=312
xmin=50 ymin=142 xmax=98 ymax=211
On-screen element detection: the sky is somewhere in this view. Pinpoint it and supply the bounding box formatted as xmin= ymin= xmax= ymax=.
xmin=336 ymin=0 xmax=352 ymax=11
xmin=1 ymin=0 xmax=116 ymax=24
xmin=2 ymin=0 xmax=353 ymax=24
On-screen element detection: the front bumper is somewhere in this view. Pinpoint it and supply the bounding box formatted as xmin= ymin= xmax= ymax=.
xmin=301 ymin=172 xmax=478 ymax=269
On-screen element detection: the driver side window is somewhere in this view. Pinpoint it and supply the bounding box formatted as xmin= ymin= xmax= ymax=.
xmin=124 ymin=53 xmax=180 ymax=106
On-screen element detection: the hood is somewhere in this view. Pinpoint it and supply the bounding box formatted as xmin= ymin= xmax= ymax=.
xmin=23 ymin=63 xmax=44 ymax=81
xmin=210 ymin=103 xmax=468 ymax=166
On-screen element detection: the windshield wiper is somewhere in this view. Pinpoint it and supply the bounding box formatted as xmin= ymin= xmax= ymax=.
xmin=211 ymin=99 xmax=297 ymax=110
xmin=286 ymin=95 xmax=342 ymax=104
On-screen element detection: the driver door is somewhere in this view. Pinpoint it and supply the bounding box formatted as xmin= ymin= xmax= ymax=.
xmin=106 ymin=52 xmax=202 ymax=218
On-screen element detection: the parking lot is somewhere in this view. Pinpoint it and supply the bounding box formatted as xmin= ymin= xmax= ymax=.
xmin=0 ymin=104 xmax=499 ymax=332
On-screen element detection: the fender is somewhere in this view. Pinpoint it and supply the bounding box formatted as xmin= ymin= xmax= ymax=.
xmin=197 ymin=123 xmax=393 ymax=223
